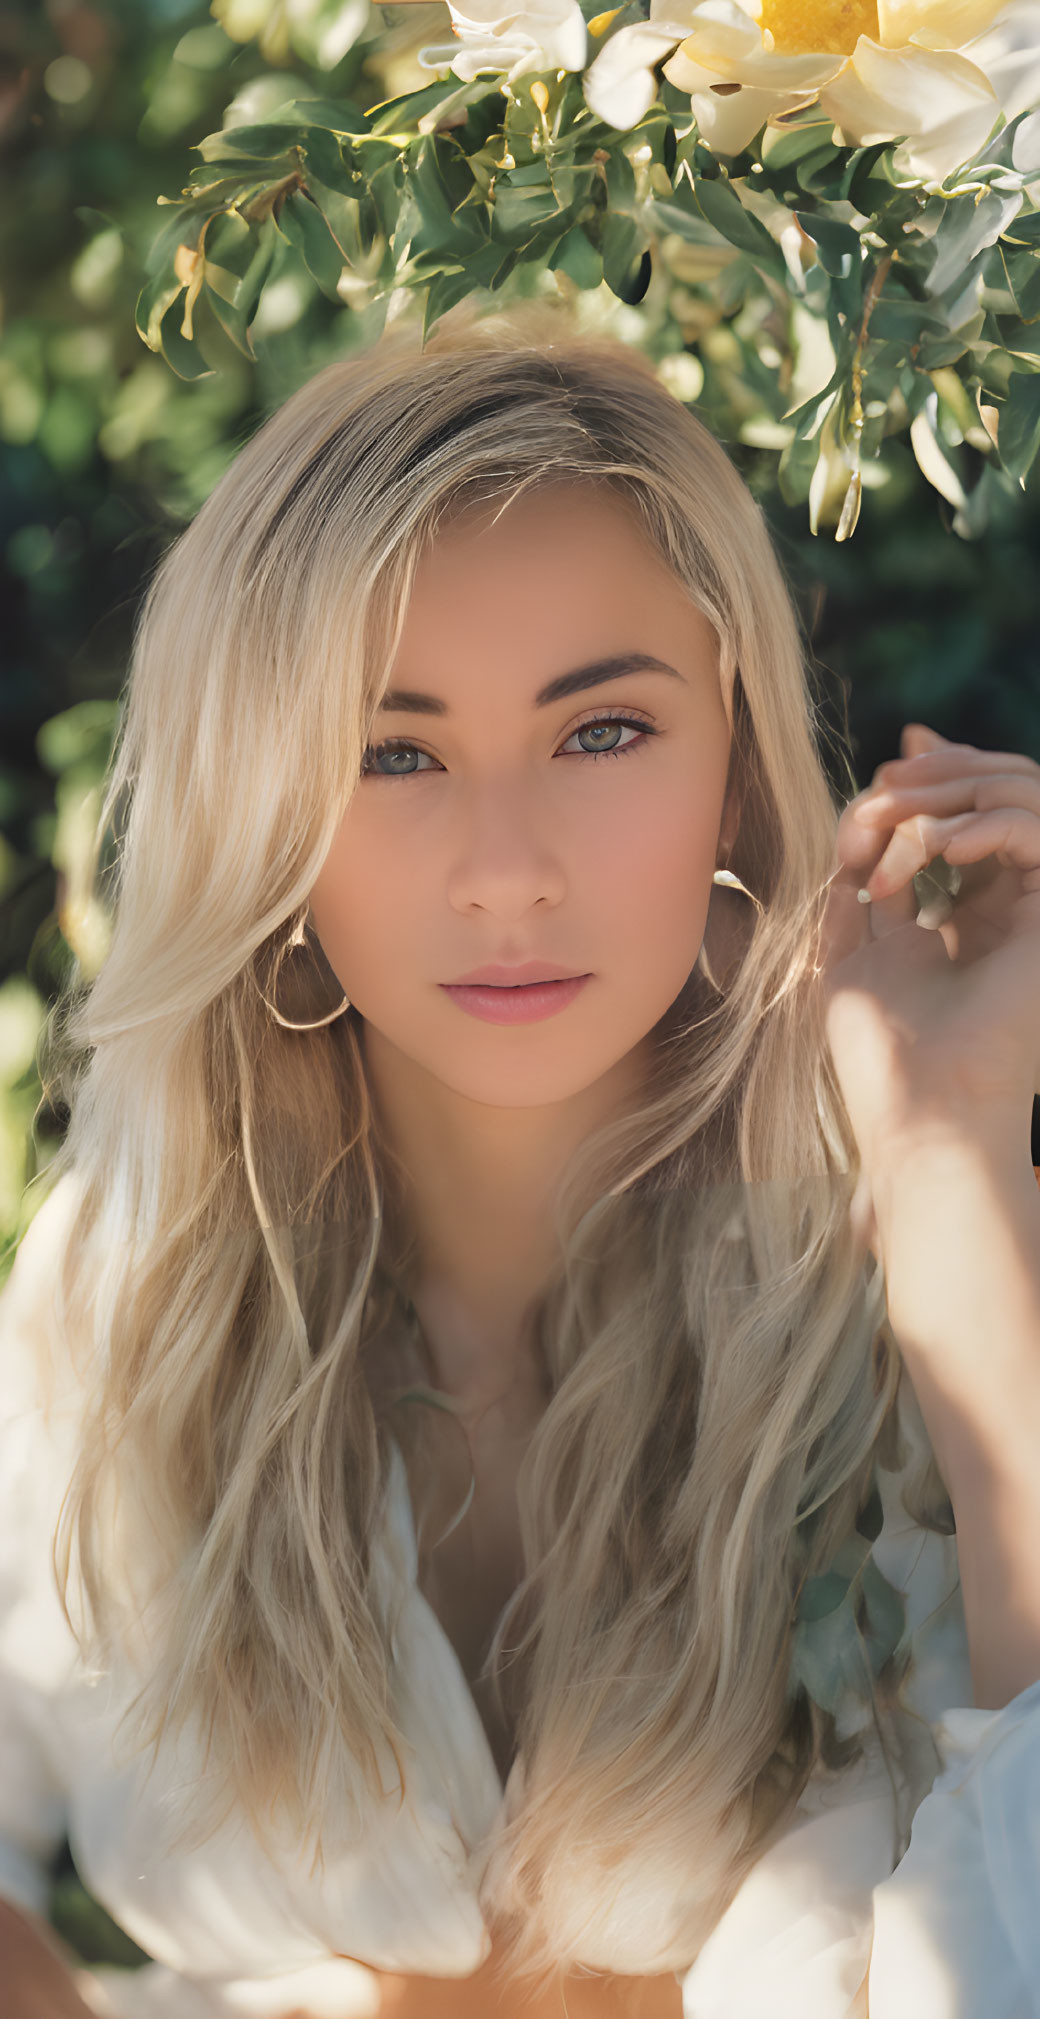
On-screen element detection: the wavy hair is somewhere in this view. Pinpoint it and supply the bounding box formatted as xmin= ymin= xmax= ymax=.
xmin=32 ymin=295 xmax=948 ymax=1993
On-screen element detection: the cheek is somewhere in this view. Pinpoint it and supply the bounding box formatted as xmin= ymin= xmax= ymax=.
xmin=587 ymin=776 xmax=717 ymax=939
xmin=308 ymin=827 xmax=379 ymax=959
xmin=308 ymin=814 xmax=434 ymax=997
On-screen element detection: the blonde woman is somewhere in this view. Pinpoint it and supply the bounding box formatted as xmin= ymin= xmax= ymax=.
xmin=2 ymin=298 xmax=1039 ymax=2019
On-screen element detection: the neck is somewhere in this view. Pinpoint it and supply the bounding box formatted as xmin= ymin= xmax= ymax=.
xmin=359 ymin=1020 xmax=648 ymax=1411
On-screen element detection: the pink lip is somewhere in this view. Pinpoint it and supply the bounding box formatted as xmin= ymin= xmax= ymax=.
xmin=446 ymin=961 xmax=589 ymax=986
xmin=439 ymin=975 xmax=592 ymax=1025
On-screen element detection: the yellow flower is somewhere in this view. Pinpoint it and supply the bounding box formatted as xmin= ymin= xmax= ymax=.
xmin=583 ymin=0 xmax=1040 ymax=184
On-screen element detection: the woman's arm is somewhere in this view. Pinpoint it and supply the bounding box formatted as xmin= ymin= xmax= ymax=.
xmin=0 ymin=1898 xmax=106 ymax=2018
xmin=821 ymin=723 xmax=1040 ymax=1708
xmin=868 ymin=1123 xmax=1040 ymax=1710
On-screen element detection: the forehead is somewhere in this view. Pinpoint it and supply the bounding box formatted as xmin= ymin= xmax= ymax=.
xmin=431 ymin=477 xmax=651 ymax=554
xmin=407 ymin=480 xmax=689 ymax=620
xmin=382 ymin=480 xmax=722 ymax=716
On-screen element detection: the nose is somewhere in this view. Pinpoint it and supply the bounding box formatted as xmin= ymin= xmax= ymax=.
xmin=444 ymin=778 xmax=568 ymax=920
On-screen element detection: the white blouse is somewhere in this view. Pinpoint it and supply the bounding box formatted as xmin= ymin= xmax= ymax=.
xmin=2 ymin=1175 xmax=1039 ymax=2019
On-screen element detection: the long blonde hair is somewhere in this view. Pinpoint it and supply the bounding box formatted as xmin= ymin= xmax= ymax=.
xmin=34 ymin=296 xmax=942 ymax=1990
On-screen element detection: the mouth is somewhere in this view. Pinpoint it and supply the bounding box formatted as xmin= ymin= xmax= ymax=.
xmin=445 ymin=962 xmax=590 ymax=987
xmin=438 ymin=973 xmax=593 ymax=1024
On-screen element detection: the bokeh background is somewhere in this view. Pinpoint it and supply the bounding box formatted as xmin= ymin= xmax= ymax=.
xmin=1 ymin=0 xmax=1040 ymax=1969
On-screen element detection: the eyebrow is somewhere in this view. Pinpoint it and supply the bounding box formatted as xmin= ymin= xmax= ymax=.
xmin=376 ymin=653 xmax=684 ymax=715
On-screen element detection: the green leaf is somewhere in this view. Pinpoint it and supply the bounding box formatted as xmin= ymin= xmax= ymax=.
xmin=797 ymin=1570 xmax=850 ymax=1622
xmin=793 ymin=145 xmax=844 ymax=198
xmin=550 ymin=223 xmax=603 ymax=289
xmin=778 ymin=426 xmax=826 ymax=506
xmin=997 ymin=368 xmax=1040 ymax=482
xmin=605 ymin=146 xmax=637 ymax=210
xmin=691 ymin=177 xmax=782 ymax=272
xmin=135 ymin=269 xmax=187 ymax=353
xmin=760 ymin=114 xmax=836 ymax=173
xmin=205 ymin=216 xmax=279 ymax=359
xmin=368 ymin=157 xmax=405 ymax=242
xmin=867 ymin=295 xmax=948 ymax=343
xmin=303 ymin=176 xmax=368 ymax=267
xmin=493 ymin=178 xmax=562 ymax=244
xmin=785 ymin=371 xmax=842 ymax=442
xmin=916 ymin=331 xmax=973 ymax=370
xmin=405 ymin=134 xmax=485 ymax=261
xmin=201 ymin=207 xmax=254 ymax=271
xmin=276 ymin=190 xmax=345 ymax=297
xmin=790 ymin=1590 xmax=872 ymax=1714
xmin=141 ymin=202 xmax=205 ymax=280
xmin=860 ymin=1558 xmax=906 ymax=1673
xmin=196 ymin=123 xmax=302 ymax=165
xmin=910 ymin=388 xmax=969 ymax=509
xmin=299 ymin=123 xmax=355 ymax=190
xmin=421 ymin=264 xmax=480 ymax=340
xmin=794 ymin=212 xmax=859 ymax=281
xmin=1003 ymin=210 xmax=1040 ymax=245
xmin=1009 ymin=250 xmax=1040 ymax=322
xmin=614 ymin=244 xmax=652 ymax=304
xmin=855 ymin=1481 xmax=884 ymax=1544
xmin=367 ymin=79 xmax=490 ymax=137
xmin=601 ymin=209 xmax=641 ymax=293
xmin=645 ymin=193 xmax=726 ymax=250
xmin=1000 ymin=318 xmax=1040 ymax=363
xmin=152 ymin=296 xmax=215 ymax=380
xmin=267 ymin=95 xmax=371 ymax=135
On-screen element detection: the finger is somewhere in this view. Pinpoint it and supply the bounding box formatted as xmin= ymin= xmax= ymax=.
xmin=851 ymin=770 xmax=1040 ymax=825
xmin=834 ymin=798 xmax=921 ymax=935
xmin=865 ymin=810 xmax=985 ymax=901
xmin=819 ymin=831 xmax=916 ymax=976
xmin=937 ymin=807 xmax=1040 ymax=899
xmin=888 ymin=722 xmax=1040 ymax=779
xmin=817 ymin=864 xmax=873 ymax=976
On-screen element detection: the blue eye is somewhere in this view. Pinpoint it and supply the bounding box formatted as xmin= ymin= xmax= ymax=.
xmin=360 ymin=713 xmax=657 ymax=778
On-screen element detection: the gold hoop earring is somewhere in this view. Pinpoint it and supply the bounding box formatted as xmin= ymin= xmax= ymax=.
xmin=698 ymin=864 xmax=765 ymax=995
xmin=253 ymin=911 xmax=352 ymax=1031
xmin=711 ymin=866 xmax=765 ymax=914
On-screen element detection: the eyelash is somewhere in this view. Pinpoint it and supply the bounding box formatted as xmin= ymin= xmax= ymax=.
xmin=360 ymin=711 xmax=659 ymax=778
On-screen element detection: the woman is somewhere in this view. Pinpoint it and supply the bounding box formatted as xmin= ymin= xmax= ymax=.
xmin=2 ymin=296 xmax=1039 ymax=2019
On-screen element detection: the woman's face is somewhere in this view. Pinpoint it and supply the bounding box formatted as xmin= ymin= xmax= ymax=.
xmin=308 ymin=482 xmax=734 ymax=1109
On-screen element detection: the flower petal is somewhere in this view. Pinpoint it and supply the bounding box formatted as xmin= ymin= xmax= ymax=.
xmin=418 ymin=0 xmax=588 ymax=79
xmin=660 ymin=0 xmax=768 ymax=65
xmin=1012 ymin=105 xmax=1040 ymax=172
xmin=711 ymin=43 xmax=842 ymax=82
xmin=876 ymin=0 xmax=1008 ymax=48
xmin=687 ymin=78 xmax=801 ymax=148
xmin=821 ymin=37 xmax=998 ymax=177
xmin=961 ymin=0 xmax=1040 ymax=122
xmin=583 ymin=16 xmax=690 ymax=126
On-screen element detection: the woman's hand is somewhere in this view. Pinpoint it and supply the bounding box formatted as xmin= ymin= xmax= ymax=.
xmin=818 ymin=721 xmax=1040 ymax=1180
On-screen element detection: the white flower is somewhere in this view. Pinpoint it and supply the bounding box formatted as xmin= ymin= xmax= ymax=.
xmin=417 ymin=0 xmax=588 ymax=85
xmin=583 ymin=0 xmax=1040 ymax=186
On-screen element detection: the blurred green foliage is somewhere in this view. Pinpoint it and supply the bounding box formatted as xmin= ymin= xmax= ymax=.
xmin=0 ymin=0 xmax=1038 ymax=1970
